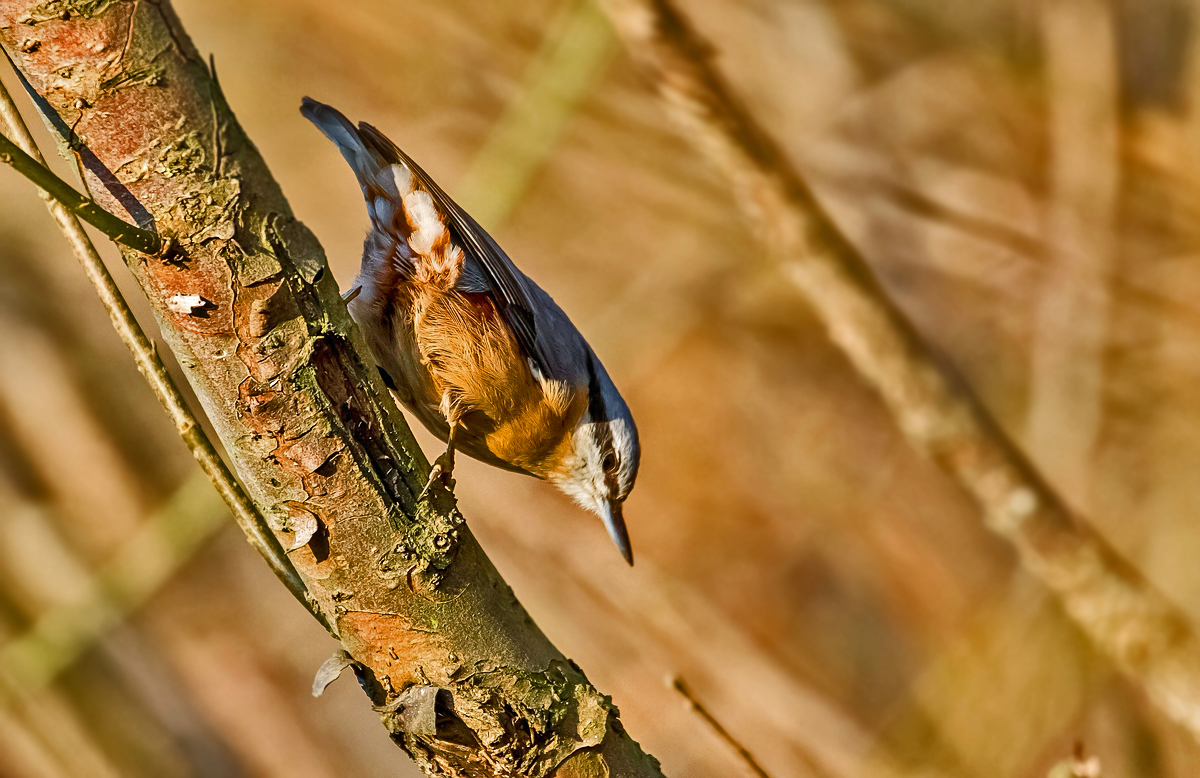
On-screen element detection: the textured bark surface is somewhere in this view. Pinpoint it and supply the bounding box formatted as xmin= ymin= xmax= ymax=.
xmin=0 ymin=1 xmax=662 ymax=774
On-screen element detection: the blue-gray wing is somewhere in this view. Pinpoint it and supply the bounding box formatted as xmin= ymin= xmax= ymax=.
xmin=356 ymin=123 xmax=554 ymax=380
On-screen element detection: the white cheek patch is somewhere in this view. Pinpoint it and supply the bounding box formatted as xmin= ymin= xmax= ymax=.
xmin=556 ymin=477 xmax=599 ymax=514
xmin=605 ymin=418 xmax=639 ymax=494
xmin=608 ymin=419 xmax=633 ymax=450
xmin=546 ymin=432 xmax=608 ymax=518
xmin=549 ymin=456 xmax=603 ymax=517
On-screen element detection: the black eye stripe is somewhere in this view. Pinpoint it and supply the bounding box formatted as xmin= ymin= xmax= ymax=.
xmin=584 ymin=349 xmax=608 ymax=423
xmin=585 ymin=351 xmax=620 ymax=495
xmin=600 ymin=443 xmax=620 ymax=496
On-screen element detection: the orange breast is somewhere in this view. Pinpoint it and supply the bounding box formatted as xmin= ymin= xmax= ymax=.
xmin=373 ymin=281 xmax=585 ymax=478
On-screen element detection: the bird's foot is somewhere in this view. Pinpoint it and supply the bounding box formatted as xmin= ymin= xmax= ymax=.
xmin=419 ymin=449 xmax=456 ymax=501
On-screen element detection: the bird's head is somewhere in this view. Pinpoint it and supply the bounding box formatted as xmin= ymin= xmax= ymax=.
xmin=548 ymin=355 xmax=640 ymax=564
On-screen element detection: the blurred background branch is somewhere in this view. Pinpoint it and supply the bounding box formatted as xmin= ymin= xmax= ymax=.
xmin=0 ymin=472 xmax=223 ymax=701
xmin=455 ymin=0 xmax=618 ymax=227
xmin=596 ymin=0 xmax=1200 ymax=746
xmin=0 ymin=76 xmax=324 ymax=632
xmin=669 ymin=676 xmax=781 ymax=778
xmin=1 ymin=0 xmax=1200 ymax=776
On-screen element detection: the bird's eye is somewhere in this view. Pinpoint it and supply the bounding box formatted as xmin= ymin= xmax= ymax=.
xmin=602 ymin=452 xmax=618 ymax=473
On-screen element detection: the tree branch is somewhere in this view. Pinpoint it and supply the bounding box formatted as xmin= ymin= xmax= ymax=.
xmin=0 ymin=126 xmax=161 ymax=254
xmin=596 ymin=0 xmax=1200 ymax=742
xmin=0 ymin=74 xmax=323 ymax=632
xmin=0 ymin=2 xmax=660 ymax=775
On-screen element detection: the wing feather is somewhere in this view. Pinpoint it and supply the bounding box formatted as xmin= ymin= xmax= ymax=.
xmin=356 ymin=123 xmax=553 ymax=379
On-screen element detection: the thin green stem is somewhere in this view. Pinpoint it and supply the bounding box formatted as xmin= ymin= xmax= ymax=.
xmin=0 ymin=130 xmax=161 ymax=255
xmin=0 ymin=78 xmax=333 ymax=636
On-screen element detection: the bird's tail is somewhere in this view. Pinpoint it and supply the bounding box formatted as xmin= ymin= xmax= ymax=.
xmin=300 ymin=98 xmax=386 ymax=197
xmin=302 ymin=98 xmax=468 ymax=292
xmin=301 ymin=97 xmax=423 ymax=238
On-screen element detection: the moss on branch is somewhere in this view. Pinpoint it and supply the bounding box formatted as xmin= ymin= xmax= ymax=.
xmin=0 ymin=1 xmax=662 ymax=774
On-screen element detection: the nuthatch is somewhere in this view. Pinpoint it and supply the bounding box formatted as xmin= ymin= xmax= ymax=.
xmin=301 ymin=99 xmax=640 ymax=564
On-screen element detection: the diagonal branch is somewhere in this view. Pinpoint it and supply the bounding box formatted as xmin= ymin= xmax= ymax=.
xmin=595 ymin=0 xmax=1200 ymax=741
xmin=0 ymin=2 xmax=661 ymax=775
xmin=0 ymin=75 xmax=324 ymax=632
xmin=0 ymin=126 xmax=161 ymax=254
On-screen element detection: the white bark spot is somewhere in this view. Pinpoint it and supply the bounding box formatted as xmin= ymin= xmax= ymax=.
xmin=166 ymin=294 xmax=210 ymax=315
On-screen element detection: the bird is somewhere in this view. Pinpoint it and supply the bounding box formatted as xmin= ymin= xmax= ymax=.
xmin=301 ymin=98 xmax=640 ymax=565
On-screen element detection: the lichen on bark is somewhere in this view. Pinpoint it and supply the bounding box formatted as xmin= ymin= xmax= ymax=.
xmin=0 ymin=1 xmax=663 ymax=774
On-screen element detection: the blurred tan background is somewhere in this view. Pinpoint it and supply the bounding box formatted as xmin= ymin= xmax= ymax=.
xmin=2 ymin=0 xmax=1199 ymax=775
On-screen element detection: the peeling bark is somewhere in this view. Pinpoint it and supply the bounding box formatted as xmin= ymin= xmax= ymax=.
xmin=0 ymin=2 xmax=663 ymax=774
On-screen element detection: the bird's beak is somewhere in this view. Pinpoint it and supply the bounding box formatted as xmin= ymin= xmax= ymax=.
xmin=600 ymin=500 xmax=634 ymax=566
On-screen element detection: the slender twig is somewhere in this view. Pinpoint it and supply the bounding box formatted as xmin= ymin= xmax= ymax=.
xmin=598 ymin=0 xmax=1200 ymax=741
xmin=0 ymin=78 xmax=331 ymax=635
xmin=0 ymin=130 xmax=160 ymax=254
xmin=0 ymin=6 xmax=665 ymax=772
xmin=670 ymin=677 xmax=779 ymax=778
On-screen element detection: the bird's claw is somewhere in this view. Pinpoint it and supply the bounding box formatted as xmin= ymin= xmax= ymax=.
xmin=418 ymin=451 xmax=455 ymax=501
